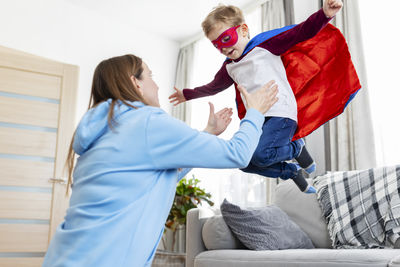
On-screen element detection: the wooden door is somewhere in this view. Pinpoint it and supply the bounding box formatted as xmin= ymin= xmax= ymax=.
xmin=0 ymin=46 xmax=78 ymax=266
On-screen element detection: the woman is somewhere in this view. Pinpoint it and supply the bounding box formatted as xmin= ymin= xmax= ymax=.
xmin=43 ymin=54 xmax=278 ymax=267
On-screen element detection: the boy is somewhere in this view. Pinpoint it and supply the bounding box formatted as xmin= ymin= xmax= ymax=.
xmin=169 ymin=0 xmax=360 ymax=193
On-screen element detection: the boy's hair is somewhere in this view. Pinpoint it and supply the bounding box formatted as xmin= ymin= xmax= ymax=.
xmin=202 ymin=5 xmax=245 ymax=37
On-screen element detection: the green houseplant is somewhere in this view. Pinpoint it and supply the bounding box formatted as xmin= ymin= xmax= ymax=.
xmin=163 ymin=175 xmax=214 ymax=251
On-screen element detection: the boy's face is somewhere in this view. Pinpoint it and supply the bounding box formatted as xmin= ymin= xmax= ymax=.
xmin=207 ymin=23 xmax=249 ymax=60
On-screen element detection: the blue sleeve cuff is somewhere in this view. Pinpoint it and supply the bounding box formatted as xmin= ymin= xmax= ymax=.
xmin=177 ymin=168 xmax=192 ymax=181
xmin=242 ymin=108 xmax=265 ymax=128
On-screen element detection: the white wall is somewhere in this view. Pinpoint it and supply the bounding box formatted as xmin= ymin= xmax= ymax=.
xmin=0 ymin=0 xmax=180 ymax=122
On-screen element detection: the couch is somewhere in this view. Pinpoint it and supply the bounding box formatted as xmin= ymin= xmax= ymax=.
xmin=186 ymin=179 xmax=400 ymax=267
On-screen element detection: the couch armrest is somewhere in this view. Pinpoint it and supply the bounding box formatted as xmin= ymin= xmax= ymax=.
xmin=390 ymin=254 xmax=400 ymax=267
xmin=186 ymin=208 xmax=209 ymax=267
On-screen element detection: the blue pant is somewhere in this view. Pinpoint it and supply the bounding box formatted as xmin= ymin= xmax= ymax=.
xmin=241 ymin=117 xmax=303 ymax=180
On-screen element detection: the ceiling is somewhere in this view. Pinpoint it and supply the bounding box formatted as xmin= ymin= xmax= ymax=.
xmin=66 ymin=0 xmax=260 ymax=44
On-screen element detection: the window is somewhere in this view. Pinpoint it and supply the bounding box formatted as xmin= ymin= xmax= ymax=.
xmin=359 ymin=0 xmax=400 ymax=166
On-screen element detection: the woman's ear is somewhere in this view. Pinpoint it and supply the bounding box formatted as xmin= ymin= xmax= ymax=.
xmin=130 ymin=75 xmax=144 ymax=96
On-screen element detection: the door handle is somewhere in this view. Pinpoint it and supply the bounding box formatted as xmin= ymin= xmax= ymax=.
xmin=48 ymin=177 xmax=67 ymax=184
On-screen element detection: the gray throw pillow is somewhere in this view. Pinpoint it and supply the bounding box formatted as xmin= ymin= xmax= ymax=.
xmin=220 ymin=199 xmax=314 ymax=250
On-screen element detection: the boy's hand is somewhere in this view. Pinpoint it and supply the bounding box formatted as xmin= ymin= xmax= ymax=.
xmin=169 ymin=87 xmax=187 ymax=106
xmin=323 ymin=0 xmax=343 ymax=18
xmin=203 ymin=102 xmax=233 ymax=136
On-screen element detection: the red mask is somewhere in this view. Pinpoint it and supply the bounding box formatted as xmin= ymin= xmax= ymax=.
xmin=211 ymin=25 xmax=240 ymax=52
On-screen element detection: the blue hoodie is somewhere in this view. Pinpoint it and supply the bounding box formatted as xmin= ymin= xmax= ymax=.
xmin=43 ymin=100 xmax=264 ymax=267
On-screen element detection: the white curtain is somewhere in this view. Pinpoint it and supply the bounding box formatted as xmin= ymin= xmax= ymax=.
xmin=262 ymin=0 xmax=285 ymax=30
xmin=159 ymin=43 xmax=195 ymax=253
xmin=171 ymin=43 xmax=195 ymax=124
xmin=262 ymin=0 xmax=294 ymax=30
xmin=324 ymin=0 xmax=376 ymax=171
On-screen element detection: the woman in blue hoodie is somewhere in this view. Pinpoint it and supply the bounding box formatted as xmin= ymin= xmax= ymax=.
xmin=43 ymin=54 xmax=278 ymax=267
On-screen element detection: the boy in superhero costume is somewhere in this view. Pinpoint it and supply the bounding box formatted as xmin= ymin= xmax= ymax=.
xmin=169 ymin=0 xmax=360 ymax=193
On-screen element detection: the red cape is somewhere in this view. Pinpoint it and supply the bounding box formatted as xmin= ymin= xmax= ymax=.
xmin=235 ymin=24 xmax=361 ymax=140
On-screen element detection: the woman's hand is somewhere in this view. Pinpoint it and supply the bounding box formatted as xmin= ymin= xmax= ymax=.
xmin=169 ymin=87 xmax=187 ymax=106
xmin=237 ymin=80 xmax=278 ymax=115
xmin=323 ymin=0 xmax=343 ymax=18
xmin=203 ymin=102 xmax=233 ymax=136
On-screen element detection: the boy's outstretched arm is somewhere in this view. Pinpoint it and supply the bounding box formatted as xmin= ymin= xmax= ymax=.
xmin=260 ymin=0 xmax=342 ymax=56
xmin=323 ymin=0 xmax=343 ymax=18
xmin=173 ymin=61 xmax=234 ymax=103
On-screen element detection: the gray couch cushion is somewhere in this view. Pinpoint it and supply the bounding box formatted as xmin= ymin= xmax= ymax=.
xmin=194 ymin=249 xmax=400 ymax=267
xmin=220 ymin=199 xmax=314 ymax=250
xmin=202 ymin=215 xmax=245 ymax=250
xmin=274 ymin=179 xmax=332 ymax=248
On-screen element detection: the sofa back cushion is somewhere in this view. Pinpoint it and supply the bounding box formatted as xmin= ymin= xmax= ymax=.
xmin=202 ymin=215 xmax=245 ymax=250
xmin=274 ymin=179 xmax=332 ymax=248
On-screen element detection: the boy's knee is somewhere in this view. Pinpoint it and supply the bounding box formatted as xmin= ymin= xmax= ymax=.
xmin=251 ymin=148 xmax=276 ymax=167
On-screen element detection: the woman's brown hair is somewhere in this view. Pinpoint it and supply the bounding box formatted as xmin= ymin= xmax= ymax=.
xmin=66 ymin=54 xmax=147 ymax=193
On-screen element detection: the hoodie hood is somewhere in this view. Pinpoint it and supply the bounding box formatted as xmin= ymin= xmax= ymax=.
xmin=73 ymin=99 xmax=144 ymax=155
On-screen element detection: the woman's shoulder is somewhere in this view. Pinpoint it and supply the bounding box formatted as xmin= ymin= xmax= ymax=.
xmin=120 ymin=101 xmax=164 ymax=115
xmin=121 ymin=103 xmax=170 ymax=123
xmin=134 ymin=105 xmax=167 ymax=118
xmin=140 ymin=106 xmax=190 ymax=129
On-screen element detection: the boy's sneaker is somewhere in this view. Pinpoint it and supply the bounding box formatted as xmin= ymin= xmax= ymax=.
xmin=291 ymin=171 xmax=316 ymax=194
xmin=304 ymin=184 xmax=317 ymax=194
